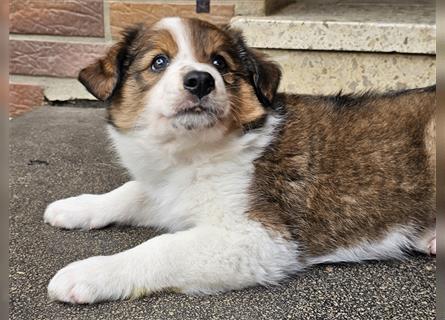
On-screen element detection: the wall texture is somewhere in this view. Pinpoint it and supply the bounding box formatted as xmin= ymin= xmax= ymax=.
xmin=9 ymin=0 xmax=236 ymax=116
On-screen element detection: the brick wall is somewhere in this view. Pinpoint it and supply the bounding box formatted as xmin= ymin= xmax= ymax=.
xmin=9 ymin=0 xmax=237 ymax=117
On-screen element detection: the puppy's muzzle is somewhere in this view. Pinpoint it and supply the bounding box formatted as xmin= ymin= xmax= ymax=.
xmin=183 ymin=71 xmax=215 ymax=99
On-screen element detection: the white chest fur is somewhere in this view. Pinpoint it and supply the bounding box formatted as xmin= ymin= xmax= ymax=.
xmin=107 ymin=116 xmax=280 ymax=231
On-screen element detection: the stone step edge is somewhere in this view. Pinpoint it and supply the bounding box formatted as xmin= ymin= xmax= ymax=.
xmin=230 ymin=17 xmax=436 ymax=54
xmin=10 ymin=75 xmax=96 ymax=101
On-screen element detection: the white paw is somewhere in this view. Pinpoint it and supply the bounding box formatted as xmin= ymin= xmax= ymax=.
xmin=48 ymin=256 xmax=128 ymax=304
xmin=44 ymin=195 xmax=108 ymax=230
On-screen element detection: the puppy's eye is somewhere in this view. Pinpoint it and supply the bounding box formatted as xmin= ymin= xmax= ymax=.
xmin=212 ymin=55 xmax=227 ymax=71
xmin=151 ymin=55 xmax=169 ymax=72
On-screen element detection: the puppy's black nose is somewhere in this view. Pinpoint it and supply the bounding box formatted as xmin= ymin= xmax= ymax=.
xmin=183 ymin=71 xmax=215 ymax=99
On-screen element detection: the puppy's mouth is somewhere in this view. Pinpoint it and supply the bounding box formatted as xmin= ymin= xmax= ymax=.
xmin=175 ymin=105 xmax=209 ymax=116
xmin=170 ymin=100 xmax=225 ymax=130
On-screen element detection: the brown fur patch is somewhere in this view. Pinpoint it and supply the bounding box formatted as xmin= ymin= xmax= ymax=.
xmin=80 ymin=25 xmax=179 ymax=131
xmin=186 ymin=18 xmax=232 ymax=65
xmin=186 ymin=19 xmax=282 ymax=108
xmin=229 ymin=80 xmax=266 ymax=127
xmin=78 ymin=43 xmax=123 ymax=101
xmin=185 ymin=18 xmax=278 ymax=131
xmin=109 ymin=29 xmax=178 ymax=130
xmin=244 ymin=49 xmax=282 ymax=104
xmin=248 ymin=87 xmax=436 ymax=257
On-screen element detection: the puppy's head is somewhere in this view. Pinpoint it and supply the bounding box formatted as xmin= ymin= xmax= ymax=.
xmin=79 ymin=17 xmax=281 ymax=141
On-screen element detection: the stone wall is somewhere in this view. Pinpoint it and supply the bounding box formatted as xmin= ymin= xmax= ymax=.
xmin=9 ymin=0 xmax=238 ymax=117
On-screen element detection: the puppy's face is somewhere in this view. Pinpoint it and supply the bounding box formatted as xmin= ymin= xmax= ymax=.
xmin=79 ymin=17 xmax=281 ymax=142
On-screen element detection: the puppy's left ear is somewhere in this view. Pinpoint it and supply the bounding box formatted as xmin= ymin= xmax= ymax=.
xmin=229 ymin=29 xmax=282 ymax=107
xmin=245 ymin=49 xmax=282 ymax=107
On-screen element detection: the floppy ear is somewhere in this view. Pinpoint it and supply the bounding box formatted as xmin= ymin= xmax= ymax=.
xmin=229 ymin=29 xmax=282 ymax=107
xmin=78 ymin=26 xmax=142 ymax=101
xmin=78 ymin=44 xmax=123 ymax=101
xmin=246 ymin=49 xmax=282 ymax=107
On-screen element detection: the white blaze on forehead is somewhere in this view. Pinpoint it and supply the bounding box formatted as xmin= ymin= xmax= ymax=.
xmin=152 ymin=17 xmax=226 ymax=94
xmin=143 ymin=16 xmax=228 ymax=128
xmin=154 ymin=17 xmax=195 ymax=61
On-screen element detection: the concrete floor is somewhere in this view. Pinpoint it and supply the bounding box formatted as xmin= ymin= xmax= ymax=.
xmin=10 ymin=106 xmax=436 ymax=320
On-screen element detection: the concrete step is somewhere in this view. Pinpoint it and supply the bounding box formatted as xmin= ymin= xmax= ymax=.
xmin=231 ymin=0 xmax=436 ymax=95
xmin=231 ymin=0 xmax=435 ymax=54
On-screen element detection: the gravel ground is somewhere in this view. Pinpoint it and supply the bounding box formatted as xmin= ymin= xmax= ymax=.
xmin=9 ymin=106 xmax=436 ymax=320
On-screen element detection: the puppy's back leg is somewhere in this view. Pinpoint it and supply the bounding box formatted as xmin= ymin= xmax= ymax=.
xmin=429 ymin=236 xmax=436 ymax=255
xmin=307 ymin=224 xmax=436 ymax=265
xmin=414 ymin=227 xmax=436 ymax=256
xmin=44 ymin=181 xmax=151 ymax=230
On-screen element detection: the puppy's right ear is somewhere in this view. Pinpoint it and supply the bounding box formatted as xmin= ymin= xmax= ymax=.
xmin=78 ymin=26 xmax=142 ymax=101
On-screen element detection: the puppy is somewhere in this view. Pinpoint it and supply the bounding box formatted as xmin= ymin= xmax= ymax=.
xmin=44 ymin=17 xmax=436 ymax=304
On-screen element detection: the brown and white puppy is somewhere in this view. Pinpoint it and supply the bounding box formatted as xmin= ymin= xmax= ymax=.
xmin=43 ymin=17 xmax=436 ymax=304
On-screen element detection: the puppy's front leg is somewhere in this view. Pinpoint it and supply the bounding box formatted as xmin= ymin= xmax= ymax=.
xmin=48 ymin=226 xmax=297 ymax=304
xmin=44 ymin=181 xmax=150 ymax=229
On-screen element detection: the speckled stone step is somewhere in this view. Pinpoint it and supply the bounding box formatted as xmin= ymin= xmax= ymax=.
xmin=231 ymin=0 xmax=436 ymax=54
xmin=230 ymin=0 xmax=436 ymax=94
xmin=263 ymin=49 xmax=435 ymax=95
